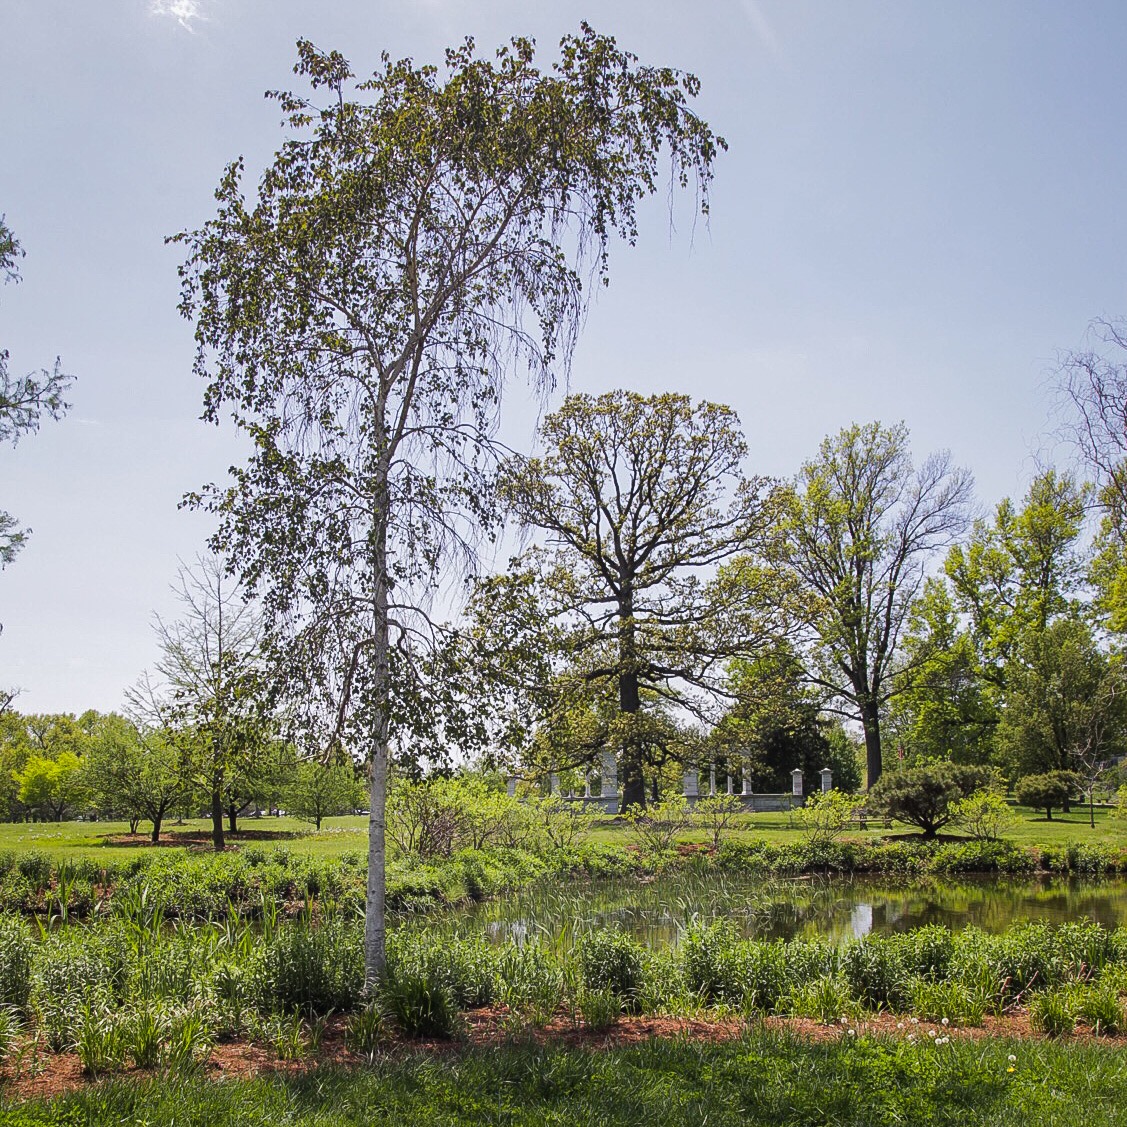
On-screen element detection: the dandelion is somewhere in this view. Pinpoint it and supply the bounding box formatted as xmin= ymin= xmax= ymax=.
xmin=840 ymin=1016 xmax=848 ymax=1025
xmin=907 ymin=1034 xmax=917 ymax=1043
xmin=928 ymin=1029 xmax=936 ymax=1038
xmin=1008 ymin=1054 xmax=1016 ymax=1063
xmin=1007 ymin=1067 xmax=1015 ymax=1074
xmin=941 ymin=1017 xmax=949 ymax=1026
xmin=910 ymin=1017 xmax=920 ymax=1025
xmin=896 ymin=1022 xmax=904 ymax=1029
xmin=847 ymin=1029 xmax=856 ymax=1037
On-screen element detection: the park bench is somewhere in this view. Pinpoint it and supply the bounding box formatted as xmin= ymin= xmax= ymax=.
xmin=849 ymin=808 xmax=891 ymax=830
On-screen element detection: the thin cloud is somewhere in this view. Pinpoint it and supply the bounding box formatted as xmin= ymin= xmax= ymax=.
xmin=150 ymin=0 xmax=207 ymax=33
xmin=740 ymin=0 xmax=784 ymax=60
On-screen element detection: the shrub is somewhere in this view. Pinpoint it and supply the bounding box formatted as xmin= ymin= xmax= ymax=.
xmin=75 ymin=1004 xmax=128 ymax=1075
xmin=909 ymin=980 xmax=985 ymax=1026
xmin=495 ymin=944 xmax=565 ymax=1030
xmin=161 ymin=1004 xmax=213 ymax=1072
xmin=1029 ymin=988 xmax=1076 ymax=1037
xmin=693 ymin=794 xmax=746 ymax=851
xmin=17 ymin=851 xmax=52 ymax=886
xmin=1015 ymin=772 xmax=1079 ymax=821
xmin=1075 ymin=982 xmax=1124 ymax=1035
xmin=679 ymin=921 xmax=741 ymax=1002
xmin=792 ymin=790 xmax=861 ymax=849
xmin=381 ymin=971 xmax=459 ymax=1039
xmin=124 ymin=1007 xmax=164 ymax=1069
xmin=386 ymin=932 xmax=497 ymax=1009
xmin=0 ymin=1006 xmax=23 ymax=1066
xmin=345 ymin=1004 xmax=392 ymax=1055
xmin=578 ymin=930 xmax=646 ymax=1007
xmin=841 ymin=938 xmax=908 ymax=1010
xmin=626 ymin=796 xmax=691 ymax=856
xmin=251 ymin=916 xmax=363 ymax=1015
xmin=952 ymin=791 xmax=1019 ymax=841
xmin=0 ymin=915 xmax=32 ymax=1011
xmin=578 ymin=987 xmax=622 ymax=1031
xmin=869 ymin=763 xmax=992 ymax=837
xmin=787 ymin=975 xmax=856 ymax=1024
xmin=1115 ymin=785 xmax=1127 ymax=820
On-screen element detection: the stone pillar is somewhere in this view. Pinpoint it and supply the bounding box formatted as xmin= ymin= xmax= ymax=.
xmin=726 ymin=772 xmax=735 ymax=795
xmin=600 ymin=751 xmax=619 ymax=813
xmin=791 ymin=769 xmax=804 ymax=799
xmin=709 ymin=765 xmax=717 ymax=797
xmin=506 ymin=776 xmax=517 ymax=798
xmin=683 ymin=768 xmax=699 ymax=798
xmin=550 ymin=772 xmax=560 ymax=796
xmin=742 ymin=765 xmax=752 ymax=796
xmin=820 ymin=766 xmax=833 ymax=794
xmin=584 ymin=775 xmax=591 ymax=798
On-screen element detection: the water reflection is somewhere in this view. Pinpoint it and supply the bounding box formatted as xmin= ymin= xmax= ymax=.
xmin=404 ymin=873 xmax=1127 ymax=950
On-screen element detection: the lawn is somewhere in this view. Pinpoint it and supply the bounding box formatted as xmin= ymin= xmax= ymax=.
xmin=3 ymin=1031 xmax=1127 ymax=1126
xmin=1 ymin=803 xmax=1125 ymax=862
xmin=0 ymin=815 xmax=369 ymax=859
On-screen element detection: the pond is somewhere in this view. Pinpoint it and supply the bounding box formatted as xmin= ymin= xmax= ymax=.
xmin=405 ymin=872 xmax=1127 ymax=949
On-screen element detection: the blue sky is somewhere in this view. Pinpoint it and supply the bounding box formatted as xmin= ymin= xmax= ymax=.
xmin=3 ymin=0 xmax=1127 ymax=712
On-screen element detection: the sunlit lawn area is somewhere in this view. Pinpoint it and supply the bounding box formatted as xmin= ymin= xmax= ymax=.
xmin=1 ymin=803 xmax=1125 ymax=861
xmin=0 ymin=815 xmax=369 ymax=859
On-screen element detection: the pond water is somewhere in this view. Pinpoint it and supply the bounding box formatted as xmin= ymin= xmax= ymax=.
xmin=406 ymin=872 xmax=1127 ymax=949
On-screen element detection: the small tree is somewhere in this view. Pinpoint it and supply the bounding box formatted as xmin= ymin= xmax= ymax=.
xmin=869 ymin=762 xmax=991 ymax=838
xmin=84 ymin=714 xmax=184 ymax=842
xmin=952 ymin=791 xmax=1019 ymax=841
xmin=284 ymin=759 xmax=365 ymax=831
xmin=626 ymin=795 xmax=691 ymax=855
xmin=1015 ymin=771 xmax=1078 ymax=820
xmin=792 ymin=789 xmax=861 ymax=849
xmin=13 ymin=752 xmax=86 ymax=821
xmin=693 ymin=793 xmax=745 ymax=851
xmin=126 ymin=557 xmax=268 ymax=852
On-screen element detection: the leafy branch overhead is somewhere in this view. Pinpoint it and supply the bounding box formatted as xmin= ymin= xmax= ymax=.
xmin=0 ymin=217 xmax=73 ymax=568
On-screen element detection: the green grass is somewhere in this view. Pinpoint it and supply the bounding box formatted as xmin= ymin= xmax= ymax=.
xmin=0 ymin=816 xmax=369 ymax=860
xmin=2 ymin=1030 xmax=1126 ymax=1125
xmin=587 ymin=805 xmax=1127 ymax=849
xmin=0 ymin=802 xmax=1123 ymax=863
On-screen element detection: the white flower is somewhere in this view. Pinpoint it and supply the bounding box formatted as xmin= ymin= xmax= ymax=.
xmin=928 ymin=1029 xmax=936 ymax=1038
xmin=907 ymin=1034 xmax=917 ymax=1043
xmin=847 ymin=1028 xmax=856 ymax=1037
xmin=1008 ymin=1054 xmax=1017 ymax=1063
xmin=896 ymin=1022 xmax=904 ymax=1029
xmin=941 ymin=1017 xmax=950 ymax=1026
xmin=840 ymin=1016 xmax=848 ymax=1024
xmin=910 ymin=1017 xmax=920 ymax=1025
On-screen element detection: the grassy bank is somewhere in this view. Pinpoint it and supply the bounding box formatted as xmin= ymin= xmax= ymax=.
xmin=2 ymin=1030 xmax=1126 ymax=1126
xmin=2 ymin=803 xmax=1126 ymax=862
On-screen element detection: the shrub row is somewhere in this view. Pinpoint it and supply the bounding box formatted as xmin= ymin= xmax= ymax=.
xmin=0 ymin=908 xmax=1125 ymax=1059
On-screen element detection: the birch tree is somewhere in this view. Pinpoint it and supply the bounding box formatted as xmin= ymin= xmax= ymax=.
xmin=173 ymin=29 xmax=725 ymax=984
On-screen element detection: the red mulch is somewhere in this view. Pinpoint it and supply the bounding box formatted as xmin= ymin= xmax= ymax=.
xmin=3 ymin=1008 xmax=1125 ymax=1104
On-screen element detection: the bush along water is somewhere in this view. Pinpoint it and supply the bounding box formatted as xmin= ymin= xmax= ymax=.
xmin=3 ymin=836 xmax=1127 ymax=923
